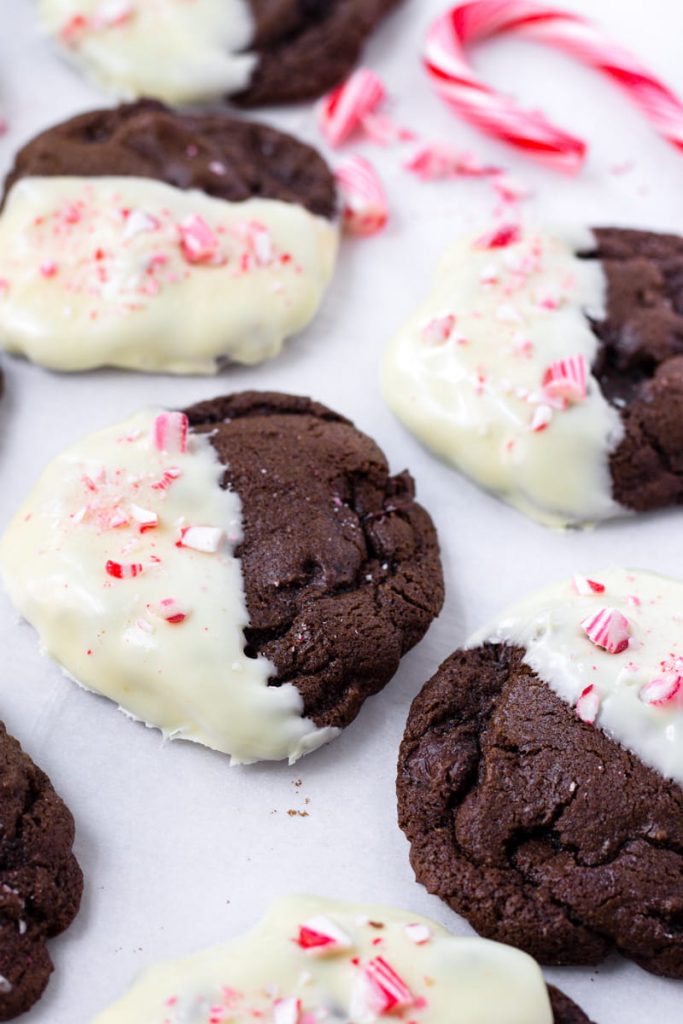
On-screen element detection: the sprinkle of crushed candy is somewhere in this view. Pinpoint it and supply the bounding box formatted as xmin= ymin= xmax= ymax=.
xmin=581 ymin=607 xmax=631 ymax=654
xmin=335 ymin=156 xmax=388 ymax=238
xmin=421 ymin=314 xmax=455 ymax=346
xmin=148 ymin=598 xmax=189 ymax=625
xmin=474 ymin=224 xmax=521 ymax=250
xmin=572 ymin=575 xmax=605 ymax=596
xmin=542 ymin=355 xmax=587 ymax=405
xmin=639 ymin=674 xmax=682 ymax=706
xmin=576 ymin=684 xmax=600 ymax=724
xmin=105 ymin=560 xmax=143 ymax=580
xmin=176 ymin=525 xmax=224 ymax=553
xmin=404 ymin=923 xmax=432 ymax=945
xmin=295 ymin=915 xmax=353 ymax=956
xmin=154 ymin=412 xmax=188 ymax=455
xmin=318 ymin=68 xmax=386 ymax=147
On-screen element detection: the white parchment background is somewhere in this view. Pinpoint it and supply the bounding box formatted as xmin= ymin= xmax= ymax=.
xmin=1 ymin=1 xmax=682 ymax=1020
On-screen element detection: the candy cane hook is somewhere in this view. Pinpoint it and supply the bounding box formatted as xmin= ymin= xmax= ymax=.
xmin=425 ymin=0 xmax=683 ymax=173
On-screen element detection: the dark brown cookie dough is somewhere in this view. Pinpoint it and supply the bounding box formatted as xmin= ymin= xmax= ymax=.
xmin=397 ymin=643 xmax=683 ymax=978
xmin=582 ymin=227 xmax=683 ymax=513
xmin=548 ymin=986 xmax=596 ymax=1024
xmin=184 ymin=391 xmax=444 ymax=731
xmin=2 ymin=101 xmax=337 ymax=220
xmin=0 ymin=722 xmax=83 ymax=1020
xmin=238 ymin=0 xmax=403 ymax=106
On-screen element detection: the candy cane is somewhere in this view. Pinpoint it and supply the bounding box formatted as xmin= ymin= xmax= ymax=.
xmin=425 ymin=0 xmax=683 ymax=172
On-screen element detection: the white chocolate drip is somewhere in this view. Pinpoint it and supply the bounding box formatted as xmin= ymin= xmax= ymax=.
xmin=90 ymin=896 xmax=554 ymax=1023
xmin=38 ymin=0 xmax=257 ymax=103
xmin=0 ymin=410 xmax=337 ymax=764
xmin=0 ymin=177 xmax=338 ymax=374
xmin=381 ymin=224 xmax=624 ymax=527
xmin=470 ymin=568 xmax=683 ymax=786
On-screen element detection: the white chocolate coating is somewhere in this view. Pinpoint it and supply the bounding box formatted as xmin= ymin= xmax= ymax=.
xmin=38 ymin=0 xmax=257 ymax=103
xmin=0 ymin=410 xmax=337 ymax=764
xmin=0 ymin=177 xmax=338 ymax=374
xmin=91 ymin=895 xmax=554 ymax=1023
xmin=381 ymin=224 xmax=624 ymax=528
xmin=470 ymin=568 xmax=683 ymax=786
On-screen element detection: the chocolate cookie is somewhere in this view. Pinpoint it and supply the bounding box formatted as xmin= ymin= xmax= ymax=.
xmin=382 ymin=223 xmax=683 ymax=527
xmin=0 ymin=103 xmax=339 ymax=374
xmin=89 ymin=894 xmax=594 ymax=1023
xmin=38 ymin=0 xmax=402 ymax=107
xmin=0 ymin=392 xmax=443 ymax=764
xmin=0 ymin=721 xmax=83 ymax=1020
xmin=397 ymin=568 xmax=683 ymax=978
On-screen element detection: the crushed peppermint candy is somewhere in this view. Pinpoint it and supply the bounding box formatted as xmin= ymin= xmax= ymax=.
xmin=354 ymin=957 xmax=414 ymax=1017
xmin=176 ymin=525 xmax=224 ymax=553
xmin=639 ymin=674 xmax=682 ymax=706
xmin=581 ymin=607 xmax=631 ymax=654
xmin=572 ymin=574 xmax=605 ymax=596
xmin=421 ymin=314 xmax=456 ymax=346
xmin=295 ymin=915 xmax=353 ymax=956
xmin=404 ymin=923 xmax=432 ymax=945
xmin=148 ymin=598 xmax=190 ymax=625
xmin=474 ymin=224 xmax=521 ymax=250
xmin=178 ymin=214 xmax=223 ymax=265
xmin=318 ymin=68 xmax=386 ymax=147
xmin=576 ymin=684 xmax=600 ymax=724
xmin=335 ymin=156 xmax=388 ymax=238
xmin=154 ymin=412 xmax=188 ymax=455
xmin=405 ymin=143 xmax=500 ymax=181
xmin=542 ymin=355 xmax=587 ymax=405
xmin=105 ymin=560 xmax=143 ymax=580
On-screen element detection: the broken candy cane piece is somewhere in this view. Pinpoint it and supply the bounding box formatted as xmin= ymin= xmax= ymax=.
xmin=149 ymin=598 xmax=189 ymax=625
xmin=405 ymin=142 xmax=500 ymax=181
xmin=529 ymin=404 xmax=553 ymax=432
xmin=130 ymin=504 xmax=159 ymax=532
xmin=295 ymin=915 xmax=353 ymax=955
xmin=318 ymin=68 xmax=386 ymax=147
xmin=151 ymin=467 xmax=182 ymax=491
xmin=542 ymin=355 xmax=587 ymax=404
xmin=176 ymin=526 xmax=224 ymax=553
xmin=581 ymin=607 xmax=631 ymax=654
xmin=404 ymin=923 xmax=431 ymax=945
xmin=474 ymin=224 xmax=521 ymax=250
xmin=178 ymin=215 xmax=222 ymax=265
xmin=352 ymin=957 xmax=414 ymax=1017
xmin=576 ymin=684 xmax=600 ymax=724
xmin=105 ymin=560 xmax=143 ymax=580
xmin=360 ymin=112 xmax=416 ymax=146
xmin=572 ymin=574 xmax=606 ymax=596
xmin=335 ymin=156 xmax=388 ymax=238
xmin=421 ymin=314 xmax=456 ymax=345
xmin=640 ymin=674 xmax=682 ymax=706
xmin=153 ymin=412 xmax=188 ymax=455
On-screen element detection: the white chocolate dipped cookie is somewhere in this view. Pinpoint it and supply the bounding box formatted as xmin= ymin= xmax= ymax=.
xmin=37 ymin=0 xmax=402 ymax=106
xmin=0 ymin=104 xmax=339 ymax=375
xmin=0 ymin=392 xmax=443 ymax=764
xmin=398 ymin=567 xmax=683 ymax=976
xmin=382 ymin=223 xmax=683 ymax=527
xmin=90 ymin=895 xmax=594 ymax=1023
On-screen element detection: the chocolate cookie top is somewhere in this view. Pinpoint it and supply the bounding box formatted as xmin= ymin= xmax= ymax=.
xmin=0 ymin=104 xmax=339 ymax=374
xmin=382 ymin=223 xmax=683 ymax=527
xmin=89 ymin=895 xmax=593 ymax=1023
xmin=0 ymin=392 xmax=442 ymax=764
xmin=0 ymin=721 xmax=83 ymax=1020
xmin=38 ymin=0 xmax=401 ymax=107
xmin=398 ymin=568 xmax=683 ymax=977
xmin=3 ymin=102 xmax=337 ymax=219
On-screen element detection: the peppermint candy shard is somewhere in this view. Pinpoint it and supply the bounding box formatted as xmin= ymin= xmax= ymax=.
xmin=273 ymin=997 xmax=301 ymax=1024
xmin=529 ymin=404 xmax=553 ymax=433
xmin=334 ymin=156 xmax=389 ymax=238
xmin=576 ymin=684 xmax=600 ymax=724
xmin=318 ymin=68 xmax=386 ymax=147
xmin=404 ymin=923 xmax=431 ymax=945
xmin=178 ymin=214 xmax=221 ymax=265
xmin=149 ymin=598 xmax=189 ymax=625
xmin=153 ymin=412 xmax=188 ymax=455
xmin=474 ymin=224 xmax=521 ymax=250
xmin=421 ymin=314 xmax=455 ymax=346
xmin=572 ymin=574 xmax=606 ymax=596
xmin=542 ymin=355 xmax=587 ymax=405
xmin=355 ymin=956 xmax=414 ymax=1016
xmin=105 ymin=560 xmax=143 ymax=580
xmin=581 ymin=607 xmax=631 ymax=654
xmin=295 ymin=915 xmax=353 ymax=956
xmin=640 ymin=674 xmax=682 ymax=706
xmin=176 ymin=526 xmax=224 ymax=553
xmin=130 ymin=504 xmax=159 ymax=532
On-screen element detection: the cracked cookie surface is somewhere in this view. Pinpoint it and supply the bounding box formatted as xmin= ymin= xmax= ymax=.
xmin=397 ymin=643 xmax=683 ymax=977
xmin=185 ymin=391 xmax=444 ymax=731
xmin=0 ymin=722 xmax=83 ymax=1020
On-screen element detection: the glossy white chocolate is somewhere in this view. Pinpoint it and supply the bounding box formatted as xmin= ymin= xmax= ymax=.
xmin=38 ymin=0 xmax=257 ymax=103
xmin=0 ymin=410 xmax=338 ymax=764
xmin=470 ymin=568 xmax=683 ymax=785
xmin=0 ymin=176 xmax=338 ymax=374
xmin=382 ymin=224 xmax=624 ymax=528
xmin=91 ymin=895 xmax=554 ymax=1023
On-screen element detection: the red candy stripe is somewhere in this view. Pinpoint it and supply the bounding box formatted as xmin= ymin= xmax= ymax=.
xmin=424 ymin=1 xmax=683 ymax=172
xmin=581 ymin=606 xmax=630 ymax=654
xmin=334 ymin=156 xmax=389 ymax=237
xmin=154 ymin=412 xmax=188 ymax=455
xmin=319 ymin=69 xmax=386 ymax=147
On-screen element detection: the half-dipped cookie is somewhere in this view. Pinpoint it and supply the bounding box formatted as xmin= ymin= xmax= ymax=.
xmin=0 ymin=102 xmax=338 ymax=373
xmin=38 ymin=0 xmax=402 ymax=106
xmin=90 ymin=895 xmax=594 ymax=1023
xmin=0 ymin=392 xmax=443 ymax=764
xmin=0 ymin=721 xmax=83 ymax=1020
xmin=383 ymin=224 xmax=683 ymax=527
xmin=398 ymin=568 xmax=683 ymax=977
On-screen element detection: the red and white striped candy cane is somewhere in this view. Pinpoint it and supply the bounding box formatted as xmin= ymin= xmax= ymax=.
xmin=425 ymin=0 xmax=683 ymax=173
